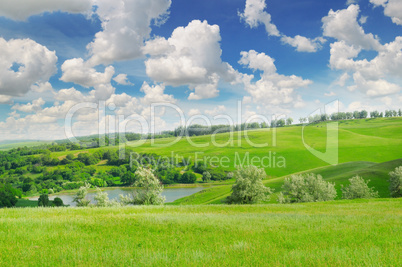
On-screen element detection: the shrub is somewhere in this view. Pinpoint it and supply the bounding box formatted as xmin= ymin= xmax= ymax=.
xmin=227 ymin=166 xmax=273 ymax=204
xmin=209 ymin=168 xmax=226 ymax=181
xmin=73 ymin=183 xmax=91 ymax=207
xmin=180 ymin=172 xmax=197 ymax=183
xmin=53 ymin=197 xmax=64 ymax=207
xmin=119 ymin=167 xmax=165 ymax=205
xmin=202 ymin=171 xmax=211 ymax=182
xmin=94 ymin=188 xmax=120 ymax=207
xmin=38 ymin=194 xmax=50 ymax=207
xmin=341 ymin=176 xmax=378 ymax=199
xmin=278 ymin=173 xmax=336 ymax=203
xmin=389 ymin=166 xmax=402 ymax=197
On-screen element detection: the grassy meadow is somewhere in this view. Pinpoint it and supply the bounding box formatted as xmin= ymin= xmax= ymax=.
xmin=1 ymin=199 xmax=401 ymax=266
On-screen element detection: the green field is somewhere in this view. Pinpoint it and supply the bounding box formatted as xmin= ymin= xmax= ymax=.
xmin=1 ymin=199 xmax=400 ymax=266
xmin=0 ymin=140 xmax=50 ymax=150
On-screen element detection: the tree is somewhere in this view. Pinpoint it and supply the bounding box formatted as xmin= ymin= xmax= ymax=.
xmin=286 ymin=118 xmax=293 ymax=126
xmin=389 ymin=166 xmax=402 ymax=198
xmin=73 ymin=183 xmax=91 ymax=207
xmin=277 ymin=119 xmax=285 ymax=127
xmin=38 ymin=194 xmax=50 ymax=207
xmin=0 ymin=183 xmax=18 ymax=208
xmin=202 ymin=171 xmax=211 ymax=182
xmin=278 ymin=173 xmax=336 ymax=203
xmin=180 ymin=172 xmax=197 ymax=183
xmin=341 ymin=176 xmax=378 ymax=199
xmin=226 ymin=166 xmax=273 ymax=204
xmin=53 ymin=197 xmax=64 ymax=207
xmin=119 ymin=167 xmax=165 ymax=205
xmin=121 ymin=171 xmax=136 ymax=185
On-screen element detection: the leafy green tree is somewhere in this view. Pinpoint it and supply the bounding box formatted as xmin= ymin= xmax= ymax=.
xmin=227 ymin=166 xmax=273 ymax=204
xmin=119 ymin=167 xmax=165 ymax=205
xmin=53 ymin=197 xmax=64 ymax=207
xmin=389 ymin=166 xmax=402 ymax=198
xmin=38 ymin=194 xmax=50 ymax=207
xmin=278 ymin=173 xmax=336 ymax=203
xmin=180 ymin=172 xmax=197 ymax=183
xmin=202 ymin=171 xmax=211 ymax=182
xmin=286 ymin=118 xmax=293 ymax=126
xmin=0 ymin=183 xmax=18 ymax=208
xmin=73 ymin=183 xmax=91 ymax=207
xmin=341 ymin=176 xmax=378 ymax=199
xmin=121 ymin=171 xmax=136 ymax=185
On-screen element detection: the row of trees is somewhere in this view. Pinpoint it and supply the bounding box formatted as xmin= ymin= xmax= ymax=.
xmin=2 ymin=144 xmax=233 ymax=199
xmin=300 ymin=109 xmax=402 ymax=124
xmin=226 ymin=165 xmax=402 ymax=204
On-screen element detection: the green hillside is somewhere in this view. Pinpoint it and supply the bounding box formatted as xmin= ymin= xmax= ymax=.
xmin=0 ymin=140 xmax=50 ymax=150
xmin=172 ymin=158 xmax=402 ymax=205
xmin=49 ymin=117 xmax=402 ymax=178
xmin=1 ymin=117 xmax=401 ymax=204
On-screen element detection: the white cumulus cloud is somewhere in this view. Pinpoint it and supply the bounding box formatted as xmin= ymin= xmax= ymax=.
xmin=239 ymin=0 xmax=280 ymax=36
xmin=0 ymin=38 xmax=57 ymax=97
xmin=370 ymin=0 xmax=402 ymax=25
xmin=281 ymin=35 xmax=326 ymax=53
xmin=88 ymin=0 xmax=172 ymax=65
xmin=144 ymin=20 xmax=240 ymax=100
xmin=60 ymin=58 xmax=115 ymax=88
xmin=12 ymin=98 xmax=45 ymax=113
xmin=0 ymin=0 xmax=92 ymax=21
xmin=113 ymin=74 xmax=133 ymax=85
xmin=322 ymin=5 xmax=382 ymax=51
xmin=239 ymin=50 xmax=312 ymax=109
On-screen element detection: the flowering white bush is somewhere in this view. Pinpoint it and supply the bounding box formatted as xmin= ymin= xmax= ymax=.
xmin=73 ymin=183 xmax=91 ymax=207
xmin=389 ymin=166 xmax=402 ymax=198
xmin=341 ymin=176 xmax=378 ymax=199
xmin=94 ymin=188 xmax=121 ymax=207
xmin=120 ymin=167 xmax=165 ymax=205
xmin=278 ymin=173 xmax=336 ymax=203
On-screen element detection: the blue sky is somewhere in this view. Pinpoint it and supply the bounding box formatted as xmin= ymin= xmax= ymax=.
xmin=0 ymin=0 xmax=401 ymax=140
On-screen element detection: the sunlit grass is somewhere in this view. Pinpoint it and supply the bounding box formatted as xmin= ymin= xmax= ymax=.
xmin=0 ymin=199 xmax=400 ymax=266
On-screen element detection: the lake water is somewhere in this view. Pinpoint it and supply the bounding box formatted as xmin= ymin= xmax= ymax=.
xmin=33 ymin=187 xmax=207 ymax=207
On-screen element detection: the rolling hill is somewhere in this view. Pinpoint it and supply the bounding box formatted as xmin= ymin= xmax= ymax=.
xmin=171 ymin=158 xmax=402 ymax=205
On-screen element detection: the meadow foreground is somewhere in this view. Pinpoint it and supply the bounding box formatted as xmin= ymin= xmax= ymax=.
xmin=1 ymin=198 xmax=401 ymax=266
